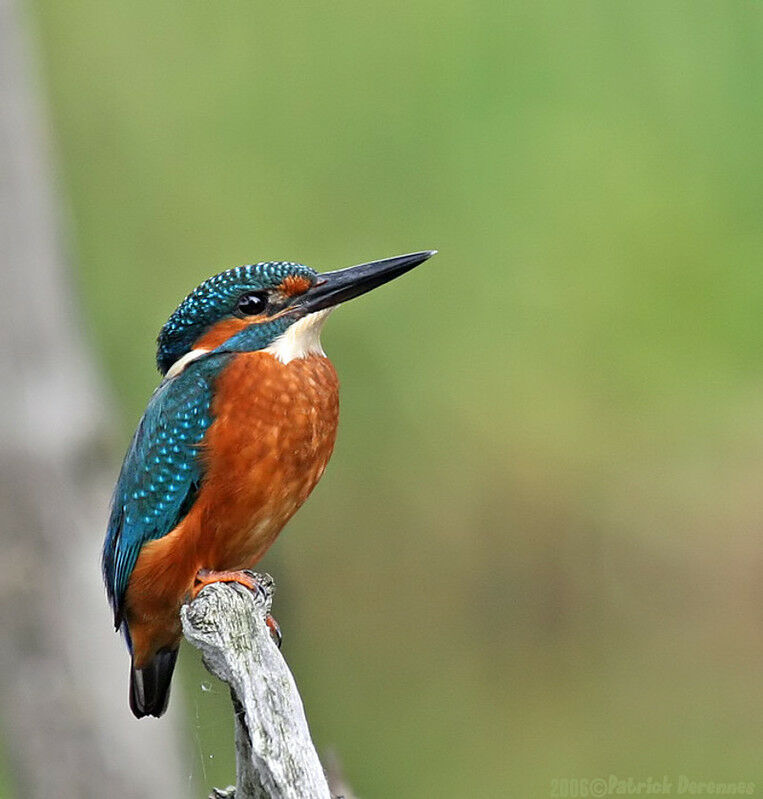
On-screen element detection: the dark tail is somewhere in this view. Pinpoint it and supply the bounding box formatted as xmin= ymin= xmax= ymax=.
xmin=129 ymin=647 xmax=179 ymax=718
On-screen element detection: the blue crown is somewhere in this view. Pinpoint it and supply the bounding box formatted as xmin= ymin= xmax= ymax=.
xmin=156 ymin=262 xmax=316 ymax=374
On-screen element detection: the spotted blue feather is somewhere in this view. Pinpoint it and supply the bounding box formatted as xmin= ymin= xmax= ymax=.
xmin=102 ymin=355 xmax=230 ymax=629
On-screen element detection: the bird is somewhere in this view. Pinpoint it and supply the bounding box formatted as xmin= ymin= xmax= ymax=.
xmin=102 ymin=250 xmax=435 ymax=718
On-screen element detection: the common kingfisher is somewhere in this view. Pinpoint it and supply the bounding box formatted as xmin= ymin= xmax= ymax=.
xmin=102 ymin=250 xmax=435 ymax=718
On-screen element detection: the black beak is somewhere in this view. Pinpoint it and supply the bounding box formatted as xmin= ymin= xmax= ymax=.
xmin=296 ymin=250 xmax=436 ymax=315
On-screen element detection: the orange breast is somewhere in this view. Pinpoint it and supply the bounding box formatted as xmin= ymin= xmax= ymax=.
xmin=197 ymin=351 xmax=339 ymax=568
xmin=125 ymin=351 xmax=339 ymax=666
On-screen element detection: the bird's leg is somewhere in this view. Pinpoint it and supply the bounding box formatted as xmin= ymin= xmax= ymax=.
xmin=192 ymin=569 xmax=282 ymax=648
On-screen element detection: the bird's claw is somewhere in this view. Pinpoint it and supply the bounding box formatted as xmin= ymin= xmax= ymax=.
xmin=192 ymin=569 xmax=282 ymax=647
xmin=193 ymin=568 xmax=266 ymax=600
xmin=266 ymin=614 xmax=282 ymax=648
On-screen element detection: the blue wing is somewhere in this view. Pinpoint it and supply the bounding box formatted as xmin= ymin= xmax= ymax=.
xmin=102 ymin=356 xmax=227 ymax=630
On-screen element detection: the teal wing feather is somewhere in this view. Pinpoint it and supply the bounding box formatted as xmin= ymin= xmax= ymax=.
xmin=102 ymin=356 xmax=227 ymax=631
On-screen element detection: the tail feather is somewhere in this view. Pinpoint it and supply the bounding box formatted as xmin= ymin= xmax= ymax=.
xmin=129 ymin=647 xmax=179 ymax=718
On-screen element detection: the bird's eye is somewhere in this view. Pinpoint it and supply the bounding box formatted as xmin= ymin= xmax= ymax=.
xmin=235 ymin=291 xmax=268 ymax=316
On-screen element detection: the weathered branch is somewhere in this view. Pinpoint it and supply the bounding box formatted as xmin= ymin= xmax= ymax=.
xmin=181 ymin=576 xmax=332 ymax=799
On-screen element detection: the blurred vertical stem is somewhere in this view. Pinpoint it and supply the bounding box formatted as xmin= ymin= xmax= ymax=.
xmin=0 ymin=0 xmax=188 ymax=796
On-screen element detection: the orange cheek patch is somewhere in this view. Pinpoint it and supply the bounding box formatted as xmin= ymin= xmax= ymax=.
xmin=194 ymin=317 xmax=256 ymax=350
xmin=279 ymin=275 xmax=313 ymax=296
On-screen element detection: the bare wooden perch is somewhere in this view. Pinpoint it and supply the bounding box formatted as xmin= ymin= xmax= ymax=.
xmin=181 ymin=575 xmax=333 ymax=799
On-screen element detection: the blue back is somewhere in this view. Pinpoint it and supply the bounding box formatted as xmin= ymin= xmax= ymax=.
xmin=102 ymin=354 xmax=230 ymax=630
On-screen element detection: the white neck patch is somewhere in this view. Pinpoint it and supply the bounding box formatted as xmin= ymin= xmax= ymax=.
xmin=165 ymin=347 xmax=210 ymax=379
xmin=264 ymin=309 xmax=333 ymax=364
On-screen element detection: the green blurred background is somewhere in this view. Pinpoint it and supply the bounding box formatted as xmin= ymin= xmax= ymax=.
xmin=23 ymin=0 xmax=763 ymax=795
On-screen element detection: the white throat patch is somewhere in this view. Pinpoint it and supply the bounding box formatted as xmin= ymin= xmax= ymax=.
xmin=264 ymin=309 xmax=333 ymax=364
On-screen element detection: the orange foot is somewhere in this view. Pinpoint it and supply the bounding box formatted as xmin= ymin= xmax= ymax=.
xmin=192 ymin=569 xmax=282 ymax=648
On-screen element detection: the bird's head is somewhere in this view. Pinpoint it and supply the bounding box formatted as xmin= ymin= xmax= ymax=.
xmin=156 ymin=250 xmax=436 ymax=376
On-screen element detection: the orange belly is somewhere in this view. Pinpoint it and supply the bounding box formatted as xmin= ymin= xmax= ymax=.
xmin=125 ymin=351 xmax=339 ymax=666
